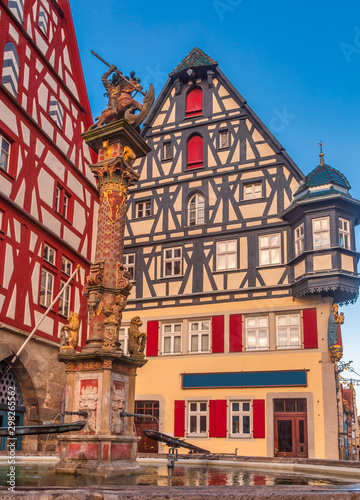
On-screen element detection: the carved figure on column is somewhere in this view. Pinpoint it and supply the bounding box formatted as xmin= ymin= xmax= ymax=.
xmin=79 ymin=386 xmax=98 ymax=434
xmin=59 ymin=312 xmax=80 ymax=351
xmin=328 ymin=303 xmax=345 ymax=362
xmin=128 ymin=316 xmax=147 ymax=358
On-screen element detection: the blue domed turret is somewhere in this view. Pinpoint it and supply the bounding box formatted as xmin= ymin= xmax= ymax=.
xmin=293 ymin=152 xmax=351 ymax=201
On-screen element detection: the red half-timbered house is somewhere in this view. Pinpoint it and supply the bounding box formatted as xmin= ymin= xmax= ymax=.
xmin=0 ymin=0 xmax=98 ymax=451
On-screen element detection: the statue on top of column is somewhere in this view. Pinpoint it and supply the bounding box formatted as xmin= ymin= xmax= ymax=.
xmin=88 ymin=56 xmax=155 ymax=131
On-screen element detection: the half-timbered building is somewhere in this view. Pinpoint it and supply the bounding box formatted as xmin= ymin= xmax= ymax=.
xmin=122 ymin=48 xmax=360 ymax=458
xmin=0 ymin=0 xmax=98 ymax=451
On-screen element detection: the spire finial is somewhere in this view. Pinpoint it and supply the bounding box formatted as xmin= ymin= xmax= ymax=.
xmin=318 ymin=140 xmax=325 ymax=166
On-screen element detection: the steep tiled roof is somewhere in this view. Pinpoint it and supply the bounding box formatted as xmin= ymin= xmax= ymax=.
xmin=305 ymin=163 xmax=350 ymax=190
xmin=169 ymin=47 xmax=218 ymax=76
xmin=293 ymin=156 xmax=351 ymax=201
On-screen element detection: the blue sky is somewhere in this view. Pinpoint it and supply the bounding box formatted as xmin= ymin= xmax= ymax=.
xmin=69 ymin=0 xmax=360 ymax=395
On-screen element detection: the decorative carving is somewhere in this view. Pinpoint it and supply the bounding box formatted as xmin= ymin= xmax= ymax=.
xmin=103 ymin=294 xmax=127 ymax=326
xmin=85 ymin=261 xmax=105 ymax=289
xmin=59 ymin=312 xmax=80 ymax=351
xmin=79 ymin=385 xmax=98 ymax=434
xmin=88 ymin=65 xmax=154 ymax=130
xmin=123 ymin=146 xmax=136 ymax=165
xmin=103 ymin=325 xmax=118 ymax=350
xmin=111 ymin=382 xmax=126 ymax=434
xmin=116 ymin=262 xmax=132 ymax=292
xmin=87 ymin=291 xmax=102 ymax=324
xmin=128 ymin=316 xmax=147 ymax=358
xmin=328 ymin=303 xmax=345 ymax=363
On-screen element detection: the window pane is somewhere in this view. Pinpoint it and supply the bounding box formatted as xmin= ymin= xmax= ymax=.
xmin=285 ymin=400 xmax=296 ymax=412
xmin=164 ymin=337 xmax=171 ymax=353
xmin=201 ymin=334 xmax=209 ymax=351
xmin=258 ymin=330 xmax=268 ymax=347
xmin=174 ymin=324 xmax=182 ymax=332
xmin=217 ymin=254 xmax=226 ymax=269
xmin=174 ymin=336 xmax=181 ymax=353
xmin=290 ymin=315 xmax=299 ymax=325
xmin=278 ymin=330 xmax=287 ymax=346
xmin=173 ymin=261 xmax=181 ymax=275
xmin=165 ymin=250 xmax=172 ymax=259
xmin=258 ymin=317 xmax=267 ymax=328
xmin=227 ymin=253 xmax=236 ymax=269
xmin=270 ymin=248 xmax=280 ymax=264
xmin=217 ymin=242 xmax=226 ymax=253
xmin=174 ymin=248 xmax=181 ymax=258
xmin=165 ymin=262 xmax=172 ymax=275
xmin=228 ymin=241 xmax=236 ymax=252
xmin=260 ymin=236 xmax=268 ymax=248
xmin=200 ymin=402 xmax=207 ymax=412
xmin=274 ymin=400 xmax=284 ymax=412
xmin=243 ymin=415 xmax=250 ymax=434
xmin=247 ymin=318 xmax=256 ymax=328
xmin=278 ymin=316 xmax=287 ymax=326
xmin=270 ymin=234 xmax=280 ymax=246
xmin=191 ymin=335 xmax=198 ymax=352
xmin=232 ymin=415 xmax=239 ymax=434
xmin=247 ymin=331 xmax=256 ymax=348
xmin=191 ymin=323 xmax=199 ymax=331
xmin=232 ymin=402 xmax=239 ymax=412
xmin=243 ymin=402 xmax=250 ymax=412
xmin=164 ymin=325 xmax=172 ymax=333
xmin=202 ymin=322 xmax=209 ymax=330
xmin=190 ymin=415 xmax=197 ymax=433
xmin=200 ymin=415 xmax=207 ymax=432
xmin=260 ymin=249 xmax=270 ymax=266
xmin=190 ymin=403 xmax=197 ymax=412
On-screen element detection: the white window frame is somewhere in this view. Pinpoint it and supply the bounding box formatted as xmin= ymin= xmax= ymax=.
xmin=59 ymin=280 xmax=70 ymax=317
xmin=312 ymin=217 xmax=330 ymax=250
xmin=188 ymin=194 xmax=205 ymax=226
xmin=276 ymin=314 xmax=301 ymax=349
xmin=245 ymin=316 xmax=269 ymax=351
xmin=339 ymin=218 xmax=351 ymax=249
xmin=259 ymin=233 xmax=281 ymax=266
xmin=162 ymin=323 xmax=182 ymax=355
xmin=49 ymin=94 xmax=64 ymax=129
xmin=40 ymin=269 xmax=54 ymax=307
xmin=216 ymin=239 xmax=237 ymax=271
xmin=163 ymin=141 xmax=172 ymax=160
xmin=0 ymin=135 xmax=10 ymax=173
xmin=163 ymin=247 xmax=182 ymax=276
xmin=119 ymin=325 xmax=129 ymax=355
xmin=189 ymin=320 xmax=210 ymax=353
xmin=135 ymin=200 xmax=151 ymax=218
xmin=219 ymin=130 xmax=229 ymax=149
xmin=61 ymin=256 xmax=72 ymax=275
xmin=244 ymin=182 xmax=262 ymax=200
xmin=229 ymin=400 xmax=251 ymax=437
xmin=43 ymin=243 xmax=56 ymax=265
xmin=294 ymin=223 xmax=305 ymax=256
xmin=55 ymin=186 xmax=70 ymax=220
xmin=187 ymin=400 xmax=208 ymax=436
xmin=123 ymin=253 xmax=135 ymax=281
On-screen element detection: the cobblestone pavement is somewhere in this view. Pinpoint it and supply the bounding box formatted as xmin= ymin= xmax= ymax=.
xmin=1 ymin=485 xmax=360 ymax=499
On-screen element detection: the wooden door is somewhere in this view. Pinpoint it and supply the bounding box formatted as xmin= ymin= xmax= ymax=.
xmin=135 ymin=401 xmax=159 ymax=454
xmin=274 ymin=399 xmax=308 ymax=458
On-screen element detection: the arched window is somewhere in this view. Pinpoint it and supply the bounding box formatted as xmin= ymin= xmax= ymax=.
xmin=185 ymin=87 xmax=203 ymax=117
xmin=188 ymin=194 xmax=205 ymax=226
xmin=187 ymin=134 xmax=203 ymax=170
xmin=2 ymin=42 xmax=20 ymax=98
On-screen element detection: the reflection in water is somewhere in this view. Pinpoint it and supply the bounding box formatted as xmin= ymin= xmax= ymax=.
xmin=0 ymin=463 xmax=352 ymax=488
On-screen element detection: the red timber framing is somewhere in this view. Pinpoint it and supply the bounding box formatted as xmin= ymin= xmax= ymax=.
xmin=0 ymin=0 xmax=98 ymax=348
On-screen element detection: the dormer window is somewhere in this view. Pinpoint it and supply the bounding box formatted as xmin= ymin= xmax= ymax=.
xmin=185 ymin=87 xmax=203 ymax=117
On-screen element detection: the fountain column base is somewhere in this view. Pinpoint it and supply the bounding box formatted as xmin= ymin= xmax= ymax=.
xmin=53 ymin=351 xmax=146 ymax=476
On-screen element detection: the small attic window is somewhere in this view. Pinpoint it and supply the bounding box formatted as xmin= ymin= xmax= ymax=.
xmin=186 ymin=87 xmax=202 ymax=117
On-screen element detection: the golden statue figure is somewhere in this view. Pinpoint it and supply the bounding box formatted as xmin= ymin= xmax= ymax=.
xmin=60 ymin=312 xmax=80 ymax=351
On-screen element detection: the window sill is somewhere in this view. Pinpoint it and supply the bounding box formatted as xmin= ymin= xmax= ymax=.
xmin=188 ymin=350 xmax=211 ymax=355
xmin=133 ymin=216 xmax=153 ymax=221
xmin=276 ymin=346 xmax=302 ymax=350
xmin=160 ymin=352 xmax=183 ymax=356
xmin=186 ymin=434 xmax=209 ymax=439
xmin=0 ymin=168 xmax=14 ymax=182
xmin=213 ymin=268 xmax=239 ymax=274
xmin=241 ymin=197 xmax=264 ymax=203
xmin=256 ymin=264 xmax=283 ymax=269
xmin=245 ymin=347 xmax=269 ymax=352
xmin=228 ymin=434 xmax=252 ymax=439
xmin=161 ymin=157 xmax=173 ymax=162
xmin=184 ymin=224 xmax=207 ymax=229
xmin=161 ymin=274 xmax=184 ymax=279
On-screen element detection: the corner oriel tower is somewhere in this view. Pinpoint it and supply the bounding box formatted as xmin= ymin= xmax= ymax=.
xmin=54 ymin=64 xmax=154 ymax=475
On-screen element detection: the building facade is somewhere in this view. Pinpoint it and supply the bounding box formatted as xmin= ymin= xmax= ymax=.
xmin=0 ymin=0 xmax=98 ymax=451
xmin=122 ymin=48 xmax=360 ymax=459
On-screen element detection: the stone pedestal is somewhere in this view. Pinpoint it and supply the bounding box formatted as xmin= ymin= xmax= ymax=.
xmin=54 ymin=352 xmax=146 ymax=476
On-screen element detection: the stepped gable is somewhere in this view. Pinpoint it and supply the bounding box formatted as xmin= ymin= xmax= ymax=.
xmin=169 ymin=47 xmax=218 ymax=76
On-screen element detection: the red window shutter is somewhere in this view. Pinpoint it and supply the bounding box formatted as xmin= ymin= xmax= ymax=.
xmin=186 ymin=87 xmax=203 ymax=117
xmin=174 ymin=400 xmax=185 ymax=437
xmin=229 ymin=314 xmax=242 ymax=352
xmin=303 ymin=309 xmax=318 ymax=349
xmin=187 ymin=135 xmax=203 ymax=169
xmin=212 ymin=315 xmax=224 ymax=353
xmin=209 ymin=400 xmax=227 ymax=438
xmin=253 ymin=399 xmax=265 ymax=438
xmin=146 ymin=321 xmax=159 ymax=357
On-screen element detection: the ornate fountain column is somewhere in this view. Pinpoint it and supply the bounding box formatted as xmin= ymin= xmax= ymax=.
xmin=54 ymin=119 xmax=151 ymax=476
